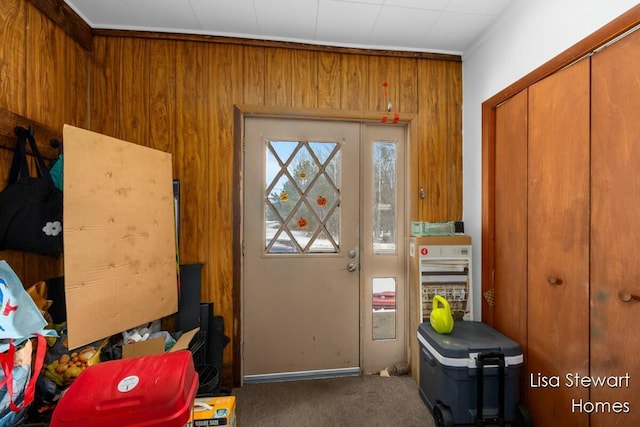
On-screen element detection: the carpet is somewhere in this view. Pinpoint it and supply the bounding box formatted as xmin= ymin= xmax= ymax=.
xmin=232 ymin=373 xmax=435 ymax=427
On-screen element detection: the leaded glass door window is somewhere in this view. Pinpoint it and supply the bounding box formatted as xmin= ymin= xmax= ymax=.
xmin=265 ymin=139 xmax=341 ymax=254
xmin=243 ymin=117 xmax=360 ymax=380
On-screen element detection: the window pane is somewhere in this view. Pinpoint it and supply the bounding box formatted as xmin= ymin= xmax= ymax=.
xmin=265 ymin=139 xmax=341 ymax=254
xmin=372 ymin=277 xmax=396 ymax=340
xmin=372 ymin=141 xmax=397 ymax=255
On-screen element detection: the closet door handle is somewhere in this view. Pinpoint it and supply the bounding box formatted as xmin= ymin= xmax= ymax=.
xmin=547 ymin=276 xmax=563 ymax=285
xmin=618 ymin=291 xmax=640 ymax=303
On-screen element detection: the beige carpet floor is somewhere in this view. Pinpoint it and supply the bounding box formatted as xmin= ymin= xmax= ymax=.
xmin=231 ymin=373 xmax=435 ymax=427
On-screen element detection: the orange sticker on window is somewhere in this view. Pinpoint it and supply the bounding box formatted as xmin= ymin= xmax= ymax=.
xmin=316 ymin=196 xmax=327 ymax=207
xmin=297 ymin=217 xmax=308 ymax=229
xmin=280 ymin=191 xmax=289 ymax=202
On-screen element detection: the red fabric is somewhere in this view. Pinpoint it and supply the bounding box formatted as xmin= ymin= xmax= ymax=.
xmin=0 ymin=334 xmax=46 ymax=412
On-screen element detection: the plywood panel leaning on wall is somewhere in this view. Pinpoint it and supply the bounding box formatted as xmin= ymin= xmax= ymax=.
xmin=62 ymin=125 xmax=178 ymax=349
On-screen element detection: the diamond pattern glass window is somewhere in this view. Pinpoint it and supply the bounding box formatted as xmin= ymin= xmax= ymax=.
xmin=265 ymin=140 xmax=341 ymax=254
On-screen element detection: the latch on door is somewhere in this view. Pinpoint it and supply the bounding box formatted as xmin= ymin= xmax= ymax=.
xmin=347 ymin=263 xmax=358 ymax=272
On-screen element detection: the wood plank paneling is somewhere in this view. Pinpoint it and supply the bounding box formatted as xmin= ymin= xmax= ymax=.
xmin=208 ymin=44 xmax=242 ymax=368
xmin=418 ymin=60 xmax=446 ymax=220
xmin=0 ymin=0 xmax=87 ymax=286
xmin=26 ymin=3 xmax=66 ymax=129
xmin=446 ymin=61 xmax=462 ymax=220
xmin=367 ymin=56 xmax=399 ymax=113
xmin=175 ymin=41 xmax=209 ymax=265
xmin=76 ymin=31 xmax=461 ymax=387
xmin=398 ymin=58 xmax=418 ymax=113
xmin=65 ymin=41 xmax=90 ymax=128
xmin=265 ymin=48 xmax=292 ymax=107
xmin=243 ymin=46 xmax=265 ymax=105
xmin=91 ymin=37 xmax=120 ymax=137
xmin=317 ymin=52 xmax=341 ymax=109
xmin=0 ymin=0 xmax=27 ymax=114
xmin=340 ymin=54 xmax=368 ymax=110
xmin=149 ymin=40 xmax=177 ymax=155
xmin=291 ymin=50 xmax=318 ymax=108
xmin=27 ymin=0 xmax=93 ymax=51
xmin=118 ymin=38 xmax=150 ymax=146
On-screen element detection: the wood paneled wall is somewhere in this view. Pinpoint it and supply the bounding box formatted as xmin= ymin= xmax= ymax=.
xmin=88 ymin=34 xmax=462 ymax=383
xmin=2 ymin=0 xmax=462 ymax=385
xmin=0 ymin=0 xmax=89 ymax=285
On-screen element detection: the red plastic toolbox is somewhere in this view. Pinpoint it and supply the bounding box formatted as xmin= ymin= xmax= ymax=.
xmin=51 ymin=350 xmax=199 ymax=427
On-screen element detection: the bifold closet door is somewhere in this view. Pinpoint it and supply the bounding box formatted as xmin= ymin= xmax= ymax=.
xmin=493 ymin=89 xmax=528 ymax=356
xmin=527 ymin=58 xmax=591 ymax=427
xmin=591 ymin=28 xmax=640 ymax=426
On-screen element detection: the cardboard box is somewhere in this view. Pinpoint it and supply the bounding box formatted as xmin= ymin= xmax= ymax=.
xmin=122 ymin=328 xmax=199 ymax=359
xmin=189 ymin=396 xmax=236 ymax=427
xmin=63 ymin=125 xmax=178 ymax=350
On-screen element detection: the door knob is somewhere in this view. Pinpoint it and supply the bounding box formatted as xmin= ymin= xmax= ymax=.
xmin=618 ymin=291 xmax=640 ymax=302
xmin=347 ymin=263 xmax=358 ymax=272
xmin=547 ymin=276 xmax=563 ymax=286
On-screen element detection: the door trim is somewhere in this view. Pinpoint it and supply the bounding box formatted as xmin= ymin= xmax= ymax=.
xmin=233 ymin=105 xmax=417 ymax=386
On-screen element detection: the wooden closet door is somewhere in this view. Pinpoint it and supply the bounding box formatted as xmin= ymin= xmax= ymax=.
xmin=494 ymin=89 xmax=528 ymax=372
xmin=591 ymin=28 xmax=640 ymax=426
xmin=527 ymin=58 xmax=591 ymax=427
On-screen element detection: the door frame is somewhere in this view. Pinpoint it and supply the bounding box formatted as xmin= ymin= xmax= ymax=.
xmin=232 ymin=105 xmax=418 ymax=386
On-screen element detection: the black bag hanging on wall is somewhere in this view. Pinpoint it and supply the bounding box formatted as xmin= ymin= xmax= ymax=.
xmin=0 ymin=126 xmax=63 ymax=255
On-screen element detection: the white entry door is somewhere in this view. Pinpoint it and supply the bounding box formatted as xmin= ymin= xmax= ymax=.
xmin=242 ymin=116 xmax=407 ymax=382
xmin=243 ymin=117 xmax=361 ymax=382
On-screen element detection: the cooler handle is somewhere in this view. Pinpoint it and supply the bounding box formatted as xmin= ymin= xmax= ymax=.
xmin=476 ymin=351 xmax=505 ymax=424
xmin=421 ymin=347 xmax=436 ymax=367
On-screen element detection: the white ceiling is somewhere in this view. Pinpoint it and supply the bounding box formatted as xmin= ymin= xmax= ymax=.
xmin=63 ymin=0 xmax=515 ymax=55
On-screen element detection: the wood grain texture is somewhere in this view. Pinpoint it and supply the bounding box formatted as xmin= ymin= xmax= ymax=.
xmin=34 ymin=30 xmax=462 ymax=386
xmin=25 ymin=3 xmax=66 ymax=129
xmin=590 ymin=29 xmax=640 ymax=426
xmin=340 ymin=54 xmax=368 ymax=111
xmin=445 ymin=61 xmax=462 ymax=220
xmin=527 ymin=59 xmax=590 ymax=427
xmin=90 ymin=37 xmax=120 ymax=137
xmin=367 ymin=56 xmax=399 ymax=113
xmin=0 ymin=0 xmax=84 ymax=285
xmin=265 ymin=48 xmax=292 ymax=107
xmin=175 ymin=41 xmax=209 ymax=266
xmin=118 ymin=38 xmax=150 ymax=146
xmin=291 ymin=50 xmax=318 ymax=109
xmin=417 ymin=60 xmax=449 ymax=221
xmin=26 ymin=0 xmax=93 ymax=51
xmin=0 ymin=3 xmax=463 ymax=381
xmin=398 ymin=58 xmax=418 ymax=113
xmin=243 ymin=46 xmax=265 ymax=105
xmin=0 ymin=0 xmax=27 ymax=114
xmin=209 ymin=44 xmax=243 ymax=365
xmin=493 ymin=90 xmax=528 ymax=396
xmin=149 ymin=40 xmax=177 ymax=155
xmin=65 ymin=41 xmax=90 ymax=129
xmin=482 ymin=8 xmax=640 ymax=423
xmin=317 ymin=52 xmax=341 ymax=109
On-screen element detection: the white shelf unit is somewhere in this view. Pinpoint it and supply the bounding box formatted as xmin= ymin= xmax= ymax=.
xmin=410 ymin=235 xmax=473 ymax=324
